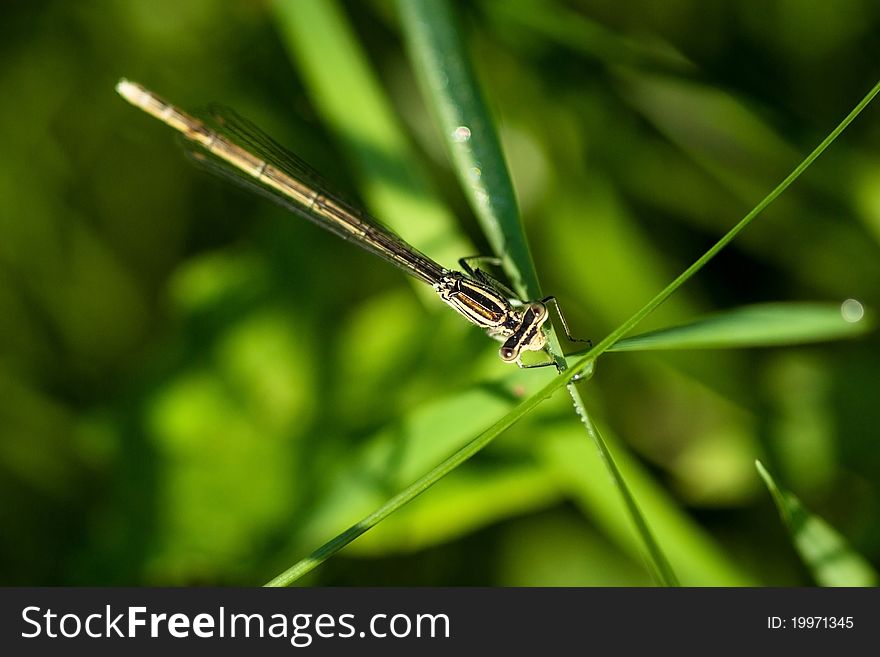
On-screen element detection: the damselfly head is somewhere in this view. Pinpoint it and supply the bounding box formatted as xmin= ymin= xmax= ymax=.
xmin=498 ymin=301 xmax=549 ymax=363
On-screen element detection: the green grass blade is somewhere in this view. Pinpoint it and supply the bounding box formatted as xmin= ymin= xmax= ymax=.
xmin=574 ymin=409 xmax=679 ymax=585
xmin=756 ymin=460 xmax=878 ymax=586
xmin=579 ymin=78 xmax=880 ymax=363
xmin=542 ymin=427 xmax=755 ymax=585
xmin=399 ymin=0 xmax=678 ymax=585
xmin=264 ymin=366 xmax=570 ymax=586
xmin=398 ymin=0 xmax=539 ymax=299
xmin=607 ymin=301 xmax=872 ymax=352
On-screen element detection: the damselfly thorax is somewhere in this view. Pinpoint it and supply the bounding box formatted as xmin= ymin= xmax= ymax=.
xmin=433 ymin=272 xmax=549 ymax=361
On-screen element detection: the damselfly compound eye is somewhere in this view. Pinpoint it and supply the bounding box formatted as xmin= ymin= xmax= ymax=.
xmin=499 ymin=345 xmax=518 ymax=362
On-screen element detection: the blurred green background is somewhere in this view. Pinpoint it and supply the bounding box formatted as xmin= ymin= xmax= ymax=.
xmin=1 ymin=0 xmax=879 ymax=586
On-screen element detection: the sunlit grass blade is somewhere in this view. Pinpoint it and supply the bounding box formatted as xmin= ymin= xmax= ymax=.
xmin=579 ymin=78 xmax=880 ymax=364
xmin=756 ymin=460 xmax=878 ymax=586
xmin=542 ymin=427 xmax=755 ymax=585
xmin=606 ymin=301 xmax=872 ymax=352
xmin=573 ymin=410 xmax=678 ymax=585
xmin=291 ymin=366 xmax=558 ymax=552
xmin=399 ymin=0 xmax=678 ymax=585
xmin=397 ymin=0 xmax=539 ymax=300
xmin=264 ymin=365 xmax=571 ymax=587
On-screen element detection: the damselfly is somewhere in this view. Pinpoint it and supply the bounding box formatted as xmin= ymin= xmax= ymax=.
xmin=116 ymin=79 xmax=577 ymax=365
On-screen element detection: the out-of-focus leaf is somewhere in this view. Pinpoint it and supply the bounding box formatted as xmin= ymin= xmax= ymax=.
xmin=294 ymin=365 xmax=556 ymax=550
xmin=271 ymin=0 xmax=469 ymax=267
xmin=621 ymin=73 xmax=797 ymax=191
xmin=496 ymin=511 xmax=653 ymax=586
xmin=347 ymin=464 xmax=563 ymax=554
xmin=607 ymin=302 xmax=872 ymax=352
xmin=540 ymin=425 xmax=756 ymax=586
xmin=266 ymin=364 xmax=572 ymax=586
xmin=756 ymin=460 xmax=878 ymax=587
